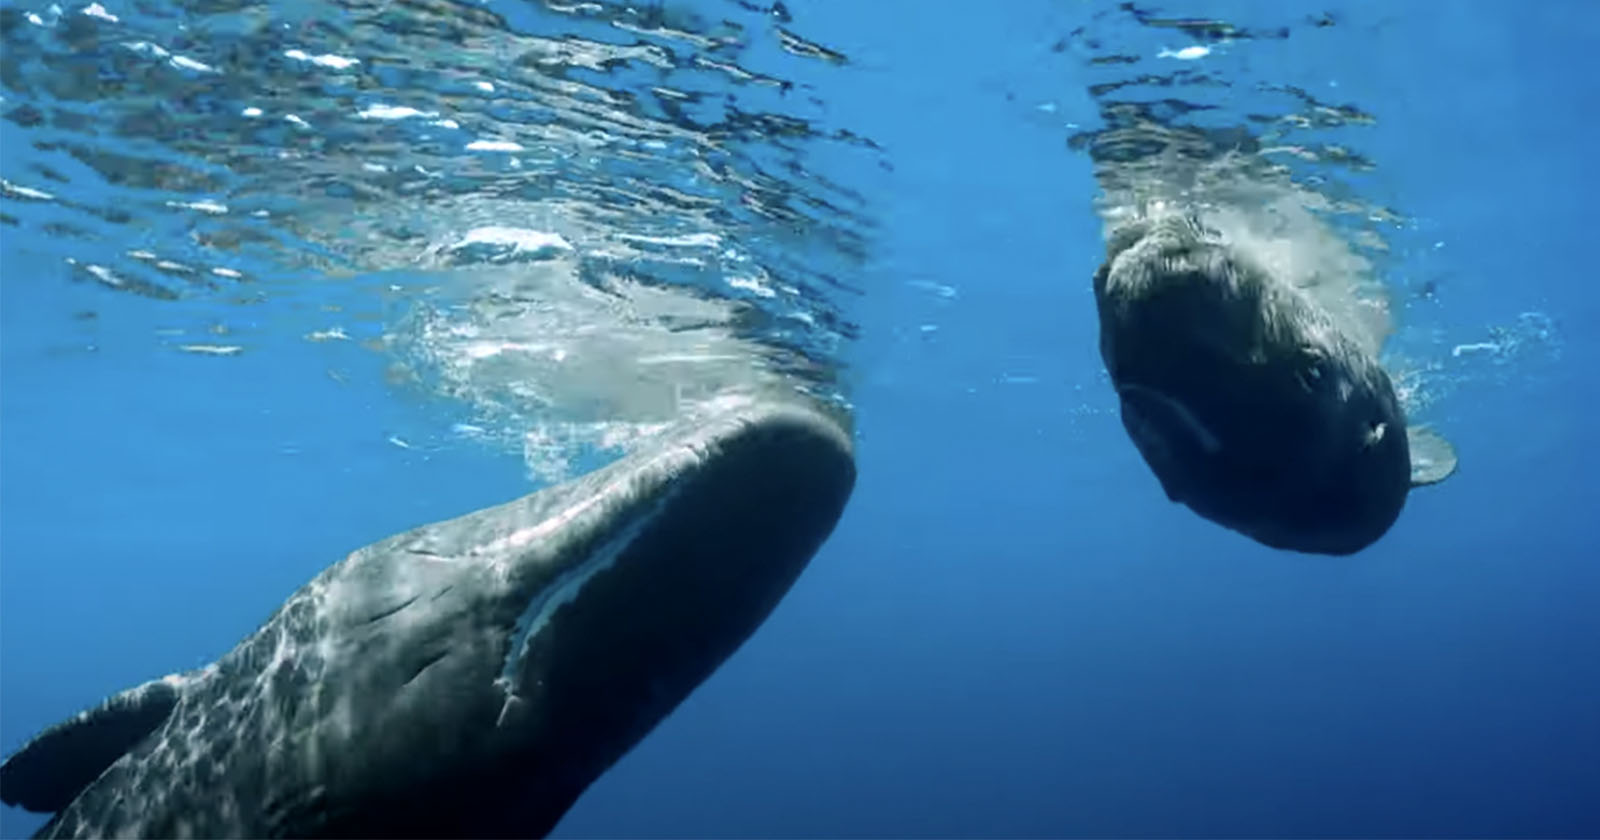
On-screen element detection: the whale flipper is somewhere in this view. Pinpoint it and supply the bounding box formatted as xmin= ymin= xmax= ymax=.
xmin=0 ymin=677 xmax=182 ymax=813
xmin=1407 ymin=425 xmax=1458 ymax=487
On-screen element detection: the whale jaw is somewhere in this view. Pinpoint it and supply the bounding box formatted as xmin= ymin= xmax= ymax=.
xmin=454 ymin=402 xmax=857 ymax=838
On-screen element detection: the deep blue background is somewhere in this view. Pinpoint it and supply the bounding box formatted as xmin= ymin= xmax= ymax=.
xmin=3 ymin=1 xmax=1596 ymax=837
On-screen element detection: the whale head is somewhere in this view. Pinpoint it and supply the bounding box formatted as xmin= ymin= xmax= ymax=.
xmin=1094 ymin=215 xmax=1416 ymax=555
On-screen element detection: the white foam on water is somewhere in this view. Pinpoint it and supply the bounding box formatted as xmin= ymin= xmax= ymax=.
xmin=284 ymin=49 xmax=360 ymax=70
xmin=466 ymin=139 xmax=523 ymax=152
xmin=357 ymin=104 xmax=437 ymax=120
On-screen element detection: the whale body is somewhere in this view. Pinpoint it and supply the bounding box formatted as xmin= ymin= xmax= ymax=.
xmin=0 ymin=397 xmax=855 ymax=838
xmin=1094 ymin=213 xmax=1456 ymax=555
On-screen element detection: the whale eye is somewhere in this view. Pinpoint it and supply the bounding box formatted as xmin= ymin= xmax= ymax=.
xmin=1294 ymin=359 xmax=1330 ymax=394
xmin=1294 ymin=346 xmax=1334 ymax=394
xmin=1364 ymin=420 xmax=1387 ymax=447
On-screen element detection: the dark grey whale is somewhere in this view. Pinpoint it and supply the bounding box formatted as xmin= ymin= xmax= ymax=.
xmin=0 ymin=396 xmax=855 ymax=838
xmin=1094 ymin=213 xmax=1456 ymax=555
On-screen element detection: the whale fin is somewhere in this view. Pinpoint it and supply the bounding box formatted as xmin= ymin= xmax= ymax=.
xmin=1407 ymin=425 xmax=1458 ymax=487
xmin=0 ymin=676 xmax=182 ymax=813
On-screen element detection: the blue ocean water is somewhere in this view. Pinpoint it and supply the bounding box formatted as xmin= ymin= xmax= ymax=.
xmin=1 ymin=1 xmax=1595 ymax=838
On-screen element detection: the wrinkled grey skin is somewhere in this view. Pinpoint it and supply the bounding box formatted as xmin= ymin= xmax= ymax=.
xmin=1094 ymin=214 xmax=1450 ymax=555
xmin=0 ymin=397 xmax=855 ymax=838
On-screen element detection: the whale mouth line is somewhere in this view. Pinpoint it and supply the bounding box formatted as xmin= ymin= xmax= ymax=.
xmin=1118 ymin=382 xmax=1222 ymax=454
xmin=479 ymin=402 xmax=856 ymax=745
xmin=493 ymin=480 xmax=681 ymax=725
